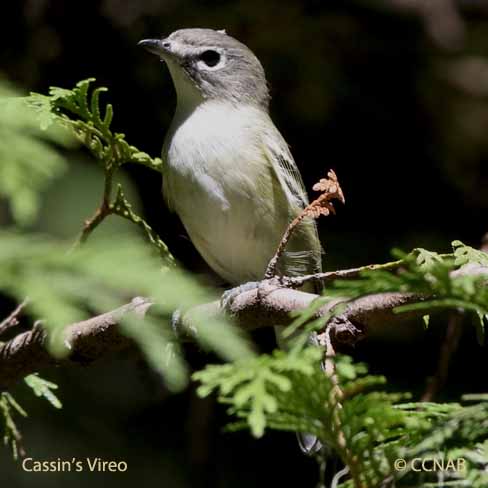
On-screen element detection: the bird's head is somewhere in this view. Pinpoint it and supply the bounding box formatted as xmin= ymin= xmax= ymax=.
xmin=139 ymin=28 xmax=270 ymax=110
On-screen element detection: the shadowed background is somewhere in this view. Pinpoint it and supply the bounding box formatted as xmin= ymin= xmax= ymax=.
xmin=1 ymin=1 xmax=488 ymax=486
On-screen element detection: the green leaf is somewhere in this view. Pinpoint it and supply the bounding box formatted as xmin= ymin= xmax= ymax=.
xmin=24 ymin=78 xmax=163 ymax=172
xmin=0 ymin=392 xmax=27 ymax=460
xmin=196 ymin=348 xmax=325 ymax=439
xmin=415 ymin=248 xmax=443 ymax=271
xmin=0 ymin=80 xmax=74 ymax=225
xmin=24 ymin=374 xmax=62 ymax=409
xmin=452 ymin=240 xmax=488 ymax=267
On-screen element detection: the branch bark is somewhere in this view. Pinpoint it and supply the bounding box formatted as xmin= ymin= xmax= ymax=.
xmin=0 ymin=263 xmax=486 ymax=390
xmin=0 ymin=297 xmax=151 ymax=390
xmin=0 ymin=277 xmax=436 ymax=391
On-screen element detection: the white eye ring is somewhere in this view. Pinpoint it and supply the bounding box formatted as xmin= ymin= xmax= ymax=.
xmin=196 ymin=50 xmax=225 ymax=71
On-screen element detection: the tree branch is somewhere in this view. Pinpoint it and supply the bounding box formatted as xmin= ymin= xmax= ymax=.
xmin=0 ymin=297 xmax=151 ymax=390
xmin=0 ymin=299 xmax=29 ymax=336
xmin=0 ymin=275 xmax=439 ymax=390
xmin=1 ymin=260 xmax=486 ymax=390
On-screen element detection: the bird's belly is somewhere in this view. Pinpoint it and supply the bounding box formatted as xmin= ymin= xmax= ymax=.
xmin=162 ymin=104 xmax=291 ymax=284
xmin=172 ymin=173 xmax=276 ymax=285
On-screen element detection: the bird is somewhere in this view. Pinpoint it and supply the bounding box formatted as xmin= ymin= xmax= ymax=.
xmin=139 ymin=28 xmax=323 ymax=454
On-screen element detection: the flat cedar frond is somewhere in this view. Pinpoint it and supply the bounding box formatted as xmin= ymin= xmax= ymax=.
xmin=4 ymin=76 xmax=488 ymax=486
xmin=0 ymin=81 xmax=73 ymax=226
xmin=327 ymin=241 xmax=488 ymax=344
xmin=0 ymin=374 xmax=63 ymax=460
xmin=195 ymin=351 xmax=418 ymax=487
xmin=23 ymin=79 xmax=172 ymax=255
xmin=1 ymin=78 xmax=255 ymax=459
xmin=25 ymin=78 xmax=162 ymax=172
xmin=0 ymin=392 xmax=27 ymax=460
xmin=203 ymin=240 xmax=488 ymax=487
xmin=452 ymin=239 xmax=488 ymax=267
xmin=196 ymin=347 xmax=488 ymax=488
xmin=24 ymin=374 xmax=62 ymax=409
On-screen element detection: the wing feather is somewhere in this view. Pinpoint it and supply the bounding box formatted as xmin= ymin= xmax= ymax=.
xmin=262 ymin=129 xmax=323 ymax=281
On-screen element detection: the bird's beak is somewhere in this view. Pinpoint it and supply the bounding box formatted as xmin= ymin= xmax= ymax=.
xmin=138 ymin=39 xmax=165 ymax=56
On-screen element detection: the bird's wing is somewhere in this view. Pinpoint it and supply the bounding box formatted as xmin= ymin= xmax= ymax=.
xmin=263 ymin=129 xmax=310 ymax=210
xmin=264 ymin=130 xmax=325 ymax=456
xmin=262 ymin=128 xmax=323 ymax=280
xmin=273 ymin=148 xmax=310 ymax=209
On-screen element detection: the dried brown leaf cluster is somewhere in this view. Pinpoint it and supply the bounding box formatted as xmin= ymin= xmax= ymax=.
xmin=307 ymin=170 xmax=345 ymax=219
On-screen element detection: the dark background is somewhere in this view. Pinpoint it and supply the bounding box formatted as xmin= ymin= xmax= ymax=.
xmin=1 ymin=1 xmax=488 ymax=487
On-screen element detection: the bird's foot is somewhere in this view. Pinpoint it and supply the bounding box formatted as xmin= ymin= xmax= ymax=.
xmin=220 ymin=281 xmax=261 ymax=311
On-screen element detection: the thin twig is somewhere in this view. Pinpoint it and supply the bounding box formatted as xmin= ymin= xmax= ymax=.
xmin=319 ymin=327 xmax=363 ymax=487
xmin=0 ymin=299 xmax=29 ymax=336
xmin=71 ymin=174 xmax=174 ymax=265
xmin=74 ymin=166 xmax=115 ymax=248
xmin=111 ymin=185 xmax=175 ymax=264
xmin=281 ymin=252 xmax=455 ymax=289
xmin=421 ymin=312 xmax=464 ymax=402
xmin=281 ymin=261 xmax=404 ymax=288
xmin=78 ymin=201 xmax=113 ymax=245
xmin=265 ymin=170 xmax=345 ymax=279
xmin=264 ymin=213 xmax=307 ymax=279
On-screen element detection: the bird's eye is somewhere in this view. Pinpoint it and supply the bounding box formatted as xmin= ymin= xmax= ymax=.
xmin=199 ymin=50 xmax=221 ymax=67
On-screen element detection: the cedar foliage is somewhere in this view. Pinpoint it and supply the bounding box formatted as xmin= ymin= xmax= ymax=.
xmin=1 ymin=79 xmax=488 ymax=487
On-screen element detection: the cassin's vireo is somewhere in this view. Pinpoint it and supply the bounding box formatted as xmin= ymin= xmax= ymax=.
xmin=139 ymin=28 xmax=323 ymax=454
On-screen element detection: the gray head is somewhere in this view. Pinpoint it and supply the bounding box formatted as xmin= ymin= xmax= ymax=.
xmin=139 ymin=28 xmax=270 ymax=110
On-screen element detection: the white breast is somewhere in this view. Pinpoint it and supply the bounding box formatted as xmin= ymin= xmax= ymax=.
xmin=162 ymin=102 xmax=288 ymax=284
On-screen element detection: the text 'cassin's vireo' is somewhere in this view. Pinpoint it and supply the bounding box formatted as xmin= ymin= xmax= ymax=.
xmin=139 ymin=28 xmax=323 ymax=454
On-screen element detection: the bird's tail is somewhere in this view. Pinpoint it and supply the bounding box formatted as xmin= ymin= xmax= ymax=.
xmin=274 ymin=325 xmax=325 ymax=455
xmin=297 ymin=432 xmax=323 ymax=455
